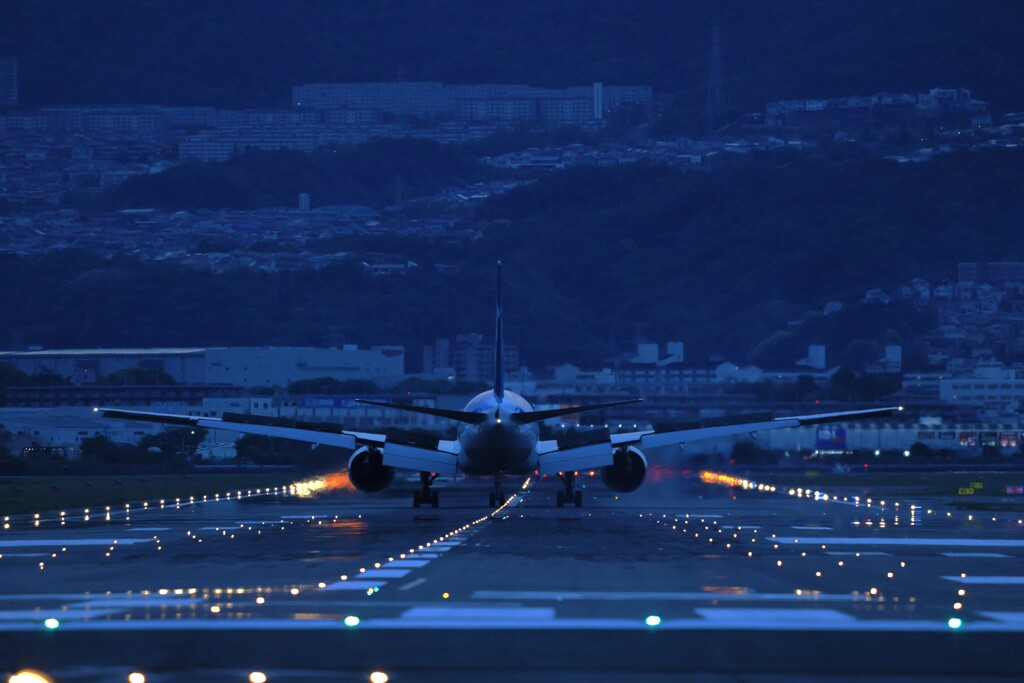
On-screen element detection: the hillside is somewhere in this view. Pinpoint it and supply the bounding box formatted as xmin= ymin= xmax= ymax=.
xmin=1 ymin=148 xmax=1021 ymax=368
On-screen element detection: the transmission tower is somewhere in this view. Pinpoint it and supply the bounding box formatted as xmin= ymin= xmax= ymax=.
xmin=707 ymin=22 xmax=724 ymax=135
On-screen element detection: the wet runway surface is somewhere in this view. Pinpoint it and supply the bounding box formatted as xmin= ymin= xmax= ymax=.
xmin=2 ymin=472 xmax=1024 ymax=681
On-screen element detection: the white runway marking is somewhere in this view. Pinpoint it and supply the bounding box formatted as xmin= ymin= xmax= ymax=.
xmin=402 ymin=606 xmax=555 ymax=621
xmin=0 ymin=609 xmax=124 ymax=620
xmin=776 ymin=537 xmax=1024 ymax=547
xmin=471 ymin=590 xmax=862 ymax=602
xmin=0 ymin=615 xmax=1021 ymax=632
xmin=398 ymin=578 xmax=427 ymax=591
xmin=793 ymin=526 xmax=833 ymax=530
xmin=0 ymin=552 xmax=50 ymax=557
xmin=408 ymin=553 xmax=440 ymax=559
xmin=942 ymin=576 xmax=1024 ymax=585
xmin=71 ymin=598 xmax=204 ymax=608
xmin=387 ymin=559 xmax=431 ymax=568
xmin=322 ymin=580 xmax=386 ymax=590
xmin=695 ymin=608 xmax=856 ymax=625
xmin=123 ymin=527 xmax=171 ymax=532
xmin=0 ymin=538 xmax=153 ymax=548
xmin=942 ymin=552 xmax=1011 ymax=558
xmin=978 ymin=612 xmax=1024 ymax=624
xmin=360 ymin=569 xmax=412 ymax=579
xmin=825 ymin=551 xmax=891 ymax=556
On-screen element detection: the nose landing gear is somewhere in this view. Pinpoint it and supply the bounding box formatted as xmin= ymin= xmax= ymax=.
xmin=412 ymin=472 xmax=439 ymax=508
xmin=556 ymin=471 xmax=583 ymax=507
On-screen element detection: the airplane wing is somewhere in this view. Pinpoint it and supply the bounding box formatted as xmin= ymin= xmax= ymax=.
xmin=537 ymin=406 xmax=901 ymax=475
xmin=97 ymin=408 xmax=459 ymax=475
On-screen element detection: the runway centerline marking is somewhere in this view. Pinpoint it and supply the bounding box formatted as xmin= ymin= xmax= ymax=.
xmin=322 ymin=580 xmax=386 ymax=591
xmin=361 ymin=569 xmax=412 ymax=579
xmin=398 ymin=578 xmax=427 ymax=591
xmin=387 ymin=559 xmax=430 ymax=568
xmin=942 ymin=552 xmax=1012 ymax=558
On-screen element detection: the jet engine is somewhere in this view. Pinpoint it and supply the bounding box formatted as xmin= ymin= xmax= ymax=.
xmin=346 ymin=446 xmax=396 ymax=493
xmin=600 ymin=446 xmax=648 ymax=493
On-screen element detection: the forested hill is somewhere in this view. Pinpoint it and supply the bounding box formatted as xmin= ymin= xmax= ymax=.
xmin=3 ymin=1 xmax=1024 ymax=130
xmin=462 ymin=147 xmax=1024 ymax=363
xmin=0 ymin=148 xmax=1021 ymax=368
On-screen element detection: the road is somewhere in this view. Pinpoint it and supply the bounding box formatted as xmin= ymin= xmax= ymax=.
xmin=1 ymin=470 xmax=1023 ymax=681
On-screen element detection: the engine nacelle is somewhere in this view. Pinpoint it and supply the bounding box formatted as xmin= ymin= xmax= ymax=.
xmin=346 ymin=446 xmax=396 ymax=493
xmin=600 ymin=446 xmax=648 ymax=493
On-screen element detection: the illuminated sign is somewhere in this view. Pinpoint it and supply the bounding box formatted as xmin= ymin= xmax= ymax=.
xmin=816 ymin=427 xmax=846 ymax=450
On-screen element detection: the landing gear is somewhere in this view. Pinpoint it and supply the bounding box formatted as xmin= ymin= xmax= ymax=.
xmin=489 ymin=475 xmax=507 ymax=507
xmin=413 ymin=472 xmax=439 ymax=508
xmin=556 ymin=471 xmax=583 ymax=507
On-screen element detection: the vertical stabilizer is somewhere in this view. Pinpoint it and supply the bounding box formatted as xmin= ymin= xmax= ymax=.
xmin=494 ymin=261 xmax=504 ymax=400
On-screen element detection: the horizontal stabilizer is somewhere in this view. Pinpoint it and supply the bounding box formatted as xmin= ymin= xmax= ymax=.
xmin=511 ymin=398 xmax=643 ymax=425
xmin=354 ymin=399 xmax=487 ymax=425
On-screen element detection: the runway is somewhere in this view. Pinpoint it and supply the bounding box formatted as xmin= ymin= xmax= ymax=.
xmin=2 ymin=471 xmax=1024 ymax=681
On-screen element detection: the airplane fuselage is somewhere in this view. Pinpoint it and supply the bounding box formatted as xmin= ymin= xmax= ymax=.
xmin=456 ymin=390 xmax=539 ymax=475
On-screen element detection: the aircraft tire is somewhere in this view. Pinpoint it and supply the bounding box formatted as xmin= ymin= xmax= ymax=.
xmin=431 ymin=490 xmax=439 ymax=508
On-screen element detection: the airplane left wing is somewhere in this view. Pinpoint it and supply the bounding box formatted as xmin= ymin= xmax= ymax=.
xmin=99 ymin=408 xmax=359 ymax=449
xmin=537 ymin=406 xmax=901 ymax=475
xmin=98 ymin=408 xmax=459 ymax=475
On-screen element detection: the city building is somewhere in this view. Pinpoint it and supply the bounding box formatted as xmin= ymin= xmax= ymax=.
xmin=422 ymin=335 xmax=519 ymax=384
xmin=292 ymin=81 xmax=652 ymax=125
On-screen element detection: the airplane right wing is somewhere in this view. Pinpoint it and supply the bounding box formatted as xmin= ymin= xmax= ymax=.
xmin=537 ymin=406 xmax=902 ymax=475
xmin=615 ymin=406 xmax=902 ymax=450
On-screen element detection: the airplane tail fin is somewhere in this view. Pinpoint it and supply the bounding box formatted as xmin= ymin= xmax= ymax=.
xmin=494 ymin=261 xmax=504 ymax=400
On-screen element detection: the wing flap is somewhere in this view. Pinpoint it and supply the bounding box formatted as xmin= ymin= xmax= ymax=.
xmin=538 ymin=441 xmax=614 ymax=475
xmin=382 ymin=442 xmax=458 ymax=476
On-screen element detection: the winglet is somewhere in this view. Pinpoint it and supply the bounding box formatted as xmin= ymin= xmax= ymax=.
xmin=494 ymin=260 xmax=504 ymax=401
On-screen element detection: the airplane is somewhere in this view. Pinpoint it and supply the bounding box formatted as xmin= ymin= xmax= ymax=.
xmin=99 ymin=263 xmax=901 ymax=509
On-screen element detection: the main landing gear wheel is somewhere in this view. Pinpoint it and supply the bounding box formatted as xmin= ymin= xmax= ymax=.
xmin=490 ymin=475 xmax=507 ymax=507
xmin=413 ymin=472 xmax=439 ymax=508
xmin=557 ymin=471 xmax=582 ymax=508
